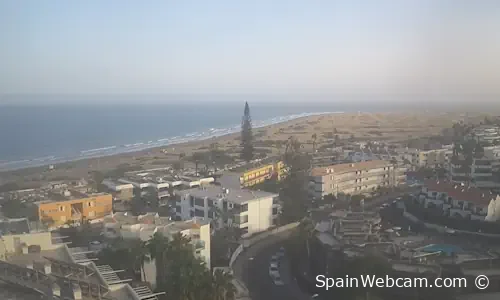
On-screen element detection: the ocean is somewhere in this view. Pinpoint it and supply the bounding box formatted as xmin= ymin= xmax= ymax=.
xmin=0 ymin=99 xmax=354 ymax=171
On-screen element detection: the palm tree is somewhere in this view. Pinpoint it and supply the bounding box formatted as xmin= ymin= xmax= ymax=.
xmin=146 ymin=232 xmax=170 ymax=289
xmin=191 ymin=152 xmax=205 ymax=176
xmin=129 ymin=239 xmax=150 ymax=281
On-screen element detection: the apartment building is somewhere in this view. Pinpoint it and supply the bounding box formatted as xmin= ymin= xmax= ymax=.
xmin=417 ymin=146 xmax=453 ymax=168
xmin=103 ymin=212 xmax=210 ymax=267
xmin=418 ymin=180 xmax=500 ymax=222
xmin=309 ymin=160 xmax=406 ymax=199
xmin=236 ymin=159 xmax=285 ymax=187
xmin=36 ymin=190 xmax=112 ymax=227
xmin=473 ymin=125 xmax=500 ymax=146
xmin=0 ymin=229 xmax=164 ymax=300
xmin=102 ymin=212 xmax=210 ymax=287
xmin=394 ymin=147 xmax=419 ymax=165
xmin=449 ymin=155 xmax=500 ymax=190
xmin=176 ymin=186 xmax=280 ymax=235
xmin=101 ymin=179 xmax=134 ymax=201
xmin=118 ymin=168 xmax=215 ymax=200
xmin=484 ymin=145 xmax=500 ymax=172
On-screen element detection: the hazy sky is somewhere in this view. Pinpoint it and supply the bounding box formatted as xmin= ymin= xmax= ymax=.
xmin=1 ymin=0 xmax=500 ymax=96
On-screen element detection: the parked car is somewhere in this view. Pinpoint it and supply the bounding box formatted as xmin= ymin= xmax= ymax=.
xmin=277 ymin=247 xmax=286 ymax=257
xmin=273 ymin=276 xmax=285 ymax=286
xmin=269 ymin=266 xmax=280 ymax=278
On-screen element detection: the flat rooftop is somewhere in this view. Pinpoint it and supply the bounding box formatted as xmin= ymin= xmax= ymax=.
xmin=121 ymin=167 xmax=213 ymax=185
xmin=178 ymin=185 xmax=277 ymax=204
xmin=106 ymin=212 xmax=209 ymax=230
xmin=230 ymin=157 xmax=280 ymax=173
xmin=311 ymin=160 xmax=392 ymax=177
xmin=0 ymin=218 xmax=30 ymax=235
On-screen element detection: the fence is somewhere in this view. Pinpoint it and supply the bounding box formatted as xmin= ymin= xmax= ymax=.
xmin=229 ymin=222 xmax=300 ymax=268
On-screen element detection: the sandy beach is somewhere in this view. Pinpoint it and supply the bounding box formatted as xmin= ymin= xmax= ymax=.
xmin=0 ymin=111 xmax=488 ymax=186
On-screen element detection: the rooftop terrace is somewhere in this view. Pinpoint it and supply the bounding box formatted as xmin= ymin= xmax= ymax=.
xmin=178 ymin=185 xmax=278 ymax=204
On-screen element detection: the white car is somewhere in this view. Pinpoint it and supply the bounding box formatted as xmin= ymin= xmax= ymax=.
xmin=269 ymin=266 xmax=280 ymax=278
xmin=274 ymin=276 xmax=285 ymax=286
xmin=270 ymin=260 xmax=279 ymax=269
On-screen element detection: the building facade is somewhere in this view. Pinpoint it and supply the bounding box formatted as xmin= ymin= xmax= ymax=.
xmin=37 ymin=192 xmax=112 ymax=226
xmin=417 ymin=180 xmax=500 ymax=221
xmin=176 ymin=186 xmax=280 ymax=235
xmin=417 ymin=147 xmax=453 ymax=168
xmin=238 ymin=160 xmax=284 ymax=187
xmin=309 ymin=160 xmax=406 ymax=200
xmin=449 ymin=155 xmax=500 ymax=190
xmin=473 ymin=125 xmax=500 ymax=146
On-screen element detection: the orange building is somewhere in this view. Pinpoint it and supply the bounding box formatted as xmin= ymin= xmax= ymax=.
xmin=37 ymin=192 xmax=112 ymax=226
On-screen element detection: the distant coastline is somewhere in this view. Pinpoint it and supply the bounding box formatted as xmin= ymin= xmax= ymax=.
xmin=0 ymin=111 xmax=332 ymax=172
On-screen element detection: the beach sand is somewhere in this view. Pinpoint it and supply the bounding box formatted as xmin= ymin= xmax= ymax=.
xmin=0 ymin=111 xmax=487 ymax=186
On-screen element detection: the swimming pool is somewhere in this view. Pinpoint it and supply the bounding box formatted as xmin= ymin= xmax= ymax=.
xmin=421 ymin=244 xmax=464 ymax=255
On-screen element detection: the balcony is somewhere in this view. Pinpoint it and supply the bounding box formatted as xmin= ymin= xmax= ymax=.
xmin=193 ymin=240 xmax=205 ymax=250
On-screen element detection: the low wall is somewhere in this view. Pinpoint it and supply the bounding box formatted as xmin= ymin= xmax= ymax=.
xmin=403 ymin=211 xmax=500 ymax=238
xmin=229 ymin=222 xmax=300 ymax=268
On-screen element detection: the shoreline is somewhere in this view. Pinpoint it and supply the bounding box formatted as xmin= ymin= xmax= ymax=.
xmin=0 ymin=111 xmax=488 ymax=186
xmin=0 ymin=112 xmax=332 ymax=172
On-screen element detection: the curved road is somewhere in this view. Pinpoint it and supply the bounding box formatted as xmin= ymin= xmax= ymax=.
xmin=233 ymin=231 xmax=312 ymax=300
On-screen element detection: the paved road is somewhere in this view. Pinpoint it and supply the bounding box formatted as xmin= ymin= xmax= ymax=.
xmin=233 ymin=231 xmax=312 ymax=300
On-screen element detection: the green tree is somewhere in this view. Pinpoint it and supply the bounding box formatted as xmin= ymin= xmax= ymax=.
xmin=280 ymin=137 xmax=311 ymax=223
xmin=190 ymin=152 xmax=205 ymax=175
xmin=212 ymin=269 xmax=236 ymax=300
xmin=240 ymin=101 xmax=254 ymax=162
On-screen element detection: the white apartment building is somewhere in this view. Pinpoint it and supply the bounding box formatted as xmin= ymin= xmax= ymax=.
xmin=309 ymin=160 xmax=406 ymax=200
xmin=117 ymin=169 xmax=214 ymax=200
xmin=418 ymin=180 xmax=500 ymax=222
xmin=102 ymin=212 xmax=211 ymax=287
xmin=473 ymin=125 xmax=500 ymax=146
xmin=394 ymin=147 xmax=420 ymax=165
xmin=101 ymin=179 xmax=134 ymax=201
xmin=484 ymin=145 xmax=500 ymax=172
xmin=176 ymin=186 xmax=280 ymax=236
xmin=449 ymin=155 xmax=500 ymax=190
xmin=417 ymin=146 xmax=453 ymax=168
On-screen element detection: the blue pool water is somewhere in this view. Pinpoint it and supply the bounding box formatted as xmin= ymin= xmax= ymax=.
xmin=421 ymin=244 xmax=464 ymax=255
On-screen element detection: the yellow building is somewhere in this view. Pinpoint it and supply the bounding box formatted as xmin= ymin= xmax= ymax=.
xmin=37 ymin=192 xmax=112 ymax=226
xmin=239 ymin=160 xmax=285 ymax=187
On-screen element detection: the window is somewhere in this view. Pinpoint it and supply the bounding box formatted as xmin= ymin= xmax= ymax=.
xmin=190 ymin=211 xmax=195 ymax=217
xmin=59 ymin=206 xmax=65 ymax=212
xmin=194 ymin=209 xmax=204 ymax=217
xmin=241 ymin=227 xmax=249 ymax=234
xmin=189 ymin=196 xmax=194 ymax=207
xmin=273 ymin=197 xmax=280 ymax=204
xmin=195 ymin=198 xmax=204 ymax=207
xmin=88 ymin=211 xmax=95 ymax=217
xmin=272 ymin=207 xmax=278 ymax=215
xmin=176 ymin=206 xmax=181 ymax=212
xmin=241 ymin=203 xmax=248 ymax=212
xmin=207 ymin=199 xmax=214 ymax=207
xmin=241 ymin=215 xmax=248 ymax=224
xmin=222 ymin=201 xmax=228 ymax=211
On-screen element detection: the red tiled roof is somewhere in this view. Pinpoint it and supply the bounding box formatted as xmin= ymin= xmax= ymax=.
xmin=423 ymin=180 xmax=495 ymax=206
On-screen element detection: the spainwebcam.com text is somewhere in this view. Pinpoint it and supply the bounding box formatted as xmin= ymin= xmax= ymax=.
xmin=316 ymin=274 xmax=489 ymax=290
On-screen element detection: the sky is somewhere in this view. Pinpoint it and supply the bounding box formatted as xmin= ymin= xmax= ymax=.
xmin=1 ymin=0 xmax=500 ymax=96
